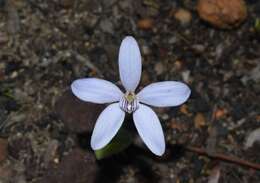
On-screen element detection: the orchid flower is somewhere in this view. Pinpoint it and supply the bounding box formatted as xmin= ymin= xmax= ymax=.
xmin=71 ymin=36 xmax=191 ymax=156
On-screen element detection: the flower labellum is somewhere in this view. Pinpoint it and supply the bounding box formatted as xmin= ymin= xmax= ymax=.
xmin=71 ymin=36 xmax=191 ymax=156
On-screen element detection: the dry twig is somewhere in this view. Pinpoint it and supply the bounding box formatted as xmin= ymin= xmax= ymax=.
xmin=185 ymin=146 xmax=260 ymax=171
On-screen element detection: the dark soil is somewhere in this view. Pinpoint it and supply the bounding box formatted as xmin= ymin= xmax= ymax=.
xmin=0 ymin=0 xmax=260 ymax=183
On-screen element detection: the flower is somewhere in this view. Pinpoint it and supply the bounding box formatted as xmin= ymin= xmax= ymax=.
xmin=71 ymin=36 xmax=191 ymax=156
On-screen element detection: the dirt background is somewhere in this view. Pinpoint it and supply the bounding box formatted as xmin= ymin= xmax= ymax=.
xmin=0 ymin=0 xmax=260 ymax=182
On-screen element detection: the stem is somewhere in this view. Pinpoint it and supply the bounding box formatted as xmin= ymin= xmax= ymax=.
xmin=185 ymin=146 xmax=260 ymax=171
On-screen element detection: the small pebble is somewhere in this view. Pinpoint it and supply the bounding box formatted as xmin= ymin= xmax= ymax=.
xmin=141 ymin=45 xmax=151 ymax=55
xmin=174 ymin=8 xmax=192 ymax=26
xmin=99 ymin=19 xmax=114 ymax=34
xmin=154 ymin=62 xmax=165 ymax=75
xmin=194 ymin=113 xmax=206 ymax=129
xmin=181 ymin=70 xmax=191 ymax=83
xmin=137 ymin=18 xmax=154 ymax=30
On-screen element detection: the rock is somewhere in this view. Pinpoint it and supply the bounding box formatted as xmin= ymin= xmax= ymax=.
xmin=40 ymin=148 xmax=98 ymax=183
xmin=137 ymin=18 xmax=154 ymax=30
xmin=174 ymin=60 xmax=183 ymax=70
xmin=194 ymin=113 xmax=206 ymax=129
xmin=141 ymin=45 xmax=151 ymax=56
xmin=0 ymin=138 xmax=8 ymax=163
xmin=197 ymin=0 xmax=247 ymax=29
xmin=154 ymin=62 xmax=164 ymax=75
xmin=174 ymin=8 xmax=192 ymax=26
xmin=181 ymin=70 xmax=191 ymax=83
xmin=168 ymin=36 xmax=178 ymax=44
xmin=244 ymin=128 xmax=260 ymax=149
xmin=55 ymin=90 xmax=105 ymax=133
xmin=214 ymin=108 xmax=227 ymax=119
xmin=191 ymin=44 xmax=206 ymax=53
xmin=99 ymin=19 xmax=114 ymax=34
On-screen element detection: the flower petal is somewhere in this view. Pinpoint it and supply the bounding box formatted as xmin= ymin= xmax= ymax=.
xmin=71 ymin=78 xmax=123 ymax=104
xmin=137 ymin=81 xmax=191 ymax=107
xmin=119 ymin=36 xmax=142 ymax=92
xmin=91 ymin=103 xmax=125 ymax=150
xmin=133 ymin=104 xmax=165 ymax=156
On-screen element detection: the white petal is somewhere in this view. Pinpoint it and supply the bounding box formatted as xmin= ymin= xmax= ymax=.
xmin=133 ymin=104 xmax=165 ymax=156
xmin=71 ymin=78 xmax=123 ymax=104
xmin=137 ymin=81 xmax=191 ymax=107
xmin=119 ymin=36 xmax=142 ymax=92
xmin=91 ymin=103 xmax=125 ymax=150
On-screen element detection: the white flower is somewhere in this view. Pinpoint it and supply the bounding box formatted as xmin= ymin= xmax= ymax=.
xmin=71 ymin=36 xmax=191 ymax=156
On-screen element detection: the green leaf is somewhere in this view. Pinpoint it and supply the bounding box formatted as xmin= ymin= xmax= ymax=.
xmin=255 ymin=18 xmax=260 ymax=33
xmin=94 ymin=128 xmax=132 ymax=160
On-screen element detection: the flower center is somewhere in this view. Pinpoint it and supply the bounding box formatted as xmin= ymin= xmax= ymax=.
xmin=119 ymin=91 xmax=139 ymax=113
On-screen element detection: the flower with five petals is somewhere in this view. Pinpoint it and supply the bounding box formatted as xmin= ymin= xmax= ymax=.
xmin=71 ymin=36 xmax=191 ymax=156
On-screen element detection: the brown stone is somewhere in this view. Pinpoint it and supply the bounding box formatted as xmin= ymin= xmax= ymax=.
xmin=137 ymin=18 xmax=154 ymax=30
xmin=197 ymin=0 xmax=247 ymax=29
xmin=194 ymin=113 xmax=206 ymax=129
xmin=214 ymin=108 xmax=227 ymax=119
xmin=55 ymin=90 xmax=105 ymax=133
xmin=41 ymin=148 xmax=98 ymax=183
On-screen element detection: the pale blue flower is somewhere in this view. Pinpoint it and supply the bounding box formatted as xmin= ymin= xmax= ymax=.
xmin=71 ymin=36 xmax=191 ymax=156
